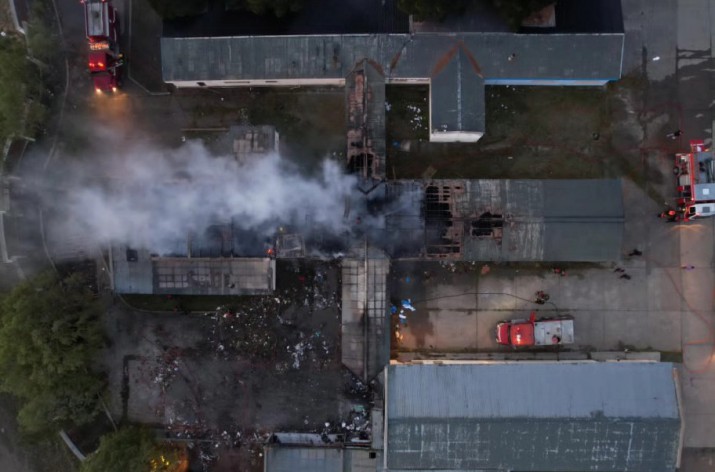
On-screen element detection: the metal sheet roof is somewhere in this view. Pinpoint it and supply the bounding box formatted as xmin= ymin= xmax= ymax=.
xmin=429 ymin=48 xmax=485 ymax=134
xmin=386 ymin=363 xmax=681 ymax=472
xmin=162 ymin=33 xmax=623 ymax=83
xmin=383 ymin=179 xmax=623 ymax=262
xmin=264 ymin=446 xmax=379 ymax=472
xmin=264 ymin=447 xmax=343 ymax=472
xmin=162 ymin=32 xmax=623 ymax=136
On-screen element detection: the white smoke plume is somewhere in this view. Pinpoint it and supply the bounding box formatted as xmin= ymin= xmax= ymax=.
xmin=46 ymin=137 xmax=361 ymax=254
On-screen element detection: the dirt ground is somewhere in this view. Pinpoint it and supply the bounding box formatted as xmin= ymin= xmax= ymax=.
xmin=102 ymin=260 xmax=370 ymax=471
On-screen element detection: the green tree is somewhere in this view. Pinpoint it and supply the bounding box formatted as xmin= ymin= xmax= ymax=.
xmin=0 ymin=271 xmax=105 ymax=434
xmin=146 ymin=0 xmax=208 ymax=19
xmin=225 ymin=0 xmax=305 ymax=17
xmin=397 ymin=0 xmax=470 ymax=21
xmin=81 ymin=426 xmax=185 ymax=472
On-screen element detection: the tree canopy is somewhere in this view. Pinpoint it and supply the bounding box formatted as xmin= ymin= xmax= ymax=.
xmin=225 ymin=0 xmax=305 ymax=17
xmin=0 ymin=271 xmax=105 ymax=434
xmin=397 ymin=0 xmax=470 ymax=21
xmin=397 ymin=0 xmax=554 ymax=28
xmin=81 ymin=426 xmax=187 ymax=472
xmin=146 ymin=0 xmax=209 ymax=19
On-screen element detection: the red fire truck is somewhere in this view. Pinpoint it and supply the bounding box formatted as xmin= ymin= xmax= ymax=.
xmin=82 ymin=0 xmax=123 ymax=93
xmin=674 ymin=140 xmax=715 ymax=221
xmin=496 ymin=312 xmax=574 ymax=347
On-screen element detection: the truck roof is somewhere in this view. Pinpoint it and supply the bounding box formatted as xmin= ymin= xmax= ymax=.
xmin=85 ymin=1 xmax=112 ymax=39
xmin=533 ymin=318 xmax=574 ymax=345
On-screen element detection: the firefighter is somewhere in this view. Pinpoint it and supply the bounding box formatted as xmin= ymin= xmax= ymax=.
xmin=658 ymin=209 xmax=679 ymax=222
xmin=534 ymin=290 xmax=549 ymax=304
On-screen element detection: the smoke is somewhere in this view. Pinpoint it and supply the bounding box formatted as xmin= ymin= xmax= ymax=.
xmin=45 ymin=137 xmax=363 ymax=254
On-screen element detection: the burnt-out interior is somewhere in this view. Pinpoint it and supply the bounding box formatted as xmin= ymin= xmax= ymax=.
xmin=348 ymin=153 xmax=375 ymax=178
xmin=423 ymin=185 xmax=461 ymax=257
xmin=471 ymin=212 xmax=503 ymax=237
xmin=189 ymin=224 xmax=271 ymax=258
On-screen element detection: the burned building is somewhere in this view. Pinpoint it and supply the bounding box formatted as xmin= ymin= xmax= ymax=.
xmin=378 ymin=178 xmax=624 ymax=261
xmin=113 ymin=246 xmax=275 ymax=296
xmin=161 ymin=1 xmax=624 ymax=180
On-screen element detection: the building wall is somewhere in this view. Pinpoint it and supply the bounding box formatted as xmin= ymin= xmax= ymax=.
xmin=429 ymin=131 xmax=483 ymax=142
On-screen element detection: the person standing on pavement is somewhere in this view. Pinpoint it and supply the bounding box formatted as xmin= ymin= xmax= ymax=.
xmin=666 ymin=129 xmax=682 ymax=139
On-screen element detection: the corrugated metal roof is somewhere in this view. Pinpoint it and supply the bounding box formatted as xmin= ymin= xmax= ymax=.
xmin=264 ymin=446 xmax=380 ymax=472
xmin=388 ymin=363 xmax=678 ymax=419
xmin=382 ymin=179 xmax=624 ymax=262
xmin=162 ymin=32 xmax=622 ymax=137
xmin=386 ymin=363 xmax=681 ymax=472
xmin=430 ymin=48 xmax=485 ymax=134
xmin=162 ymin=33 xmax=623 ymax=83
xmin=264 ymin=447 xmax=343 ymax=472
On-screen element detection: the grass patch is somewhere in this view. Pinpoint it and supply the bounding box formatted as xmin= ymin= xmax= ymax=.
xmin=385 ymin=85 xmax=429 ymax=141
xmin=179 ymin=87 xmax=345 ymax=169
xmin=387 ymin=85 xmax=621 ymax=180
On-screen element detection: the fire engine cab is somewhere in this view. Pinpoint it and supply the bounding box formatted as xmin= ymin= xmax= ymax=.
xmin=674 ymin=140 xmax=715 ymax=221
xmin=82 ymin=0 xmax=123 ymax=93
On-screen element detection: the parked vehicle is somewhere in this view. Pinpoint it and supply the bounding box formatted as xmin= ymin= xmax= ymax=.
xmin=82 ymin=0 xmax=123 ymax=93
xmin=496 ymin=312 xmax=574 ymax=347
xmin=674 ymin=140 xmax=715 ymax=221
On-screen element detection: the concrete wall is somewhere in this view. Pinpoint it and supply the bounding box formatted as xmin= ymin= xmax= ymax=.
xmin=429 ymin=131 xmax=483 ymax=142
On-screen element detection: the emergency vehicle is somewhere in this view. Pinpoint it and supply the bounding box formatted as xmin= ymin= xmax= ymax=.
xmin=83 ymin=0 xmax=123 ymax=93
xmin=496 ymin=312 xmax=574 ymax=347
xmin=674 ymin=140 xmax=715 ymax=221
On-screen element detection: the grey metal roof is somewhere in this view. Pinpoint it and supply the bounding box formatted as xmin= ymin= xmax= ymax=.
xmin=382 ymin=179 xmax=624 ymax=262
xmin=429 ymin=47 xmax=485 ymax=135
xmin=162 ymin=32 xmax=623 ymax=137
xmin=386 ymin=362 xmax=681 ymax=472
xmin=264 ymin=446 xmax=379 ymax=472
xmin=161 ymin=33 xmax=623 ymax=83
xmin=264 ymin=447 xmax=343 ymax=472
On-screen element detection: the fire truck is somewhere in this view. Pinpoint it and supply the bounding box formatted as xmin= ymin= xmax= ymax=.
xmin=82 ymin=0 xmax=123 ymax=93
xmin=496 ymin=312 xmax=574 ymax=347
xmin=674 ymin=140 xmax=715 ymax=221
